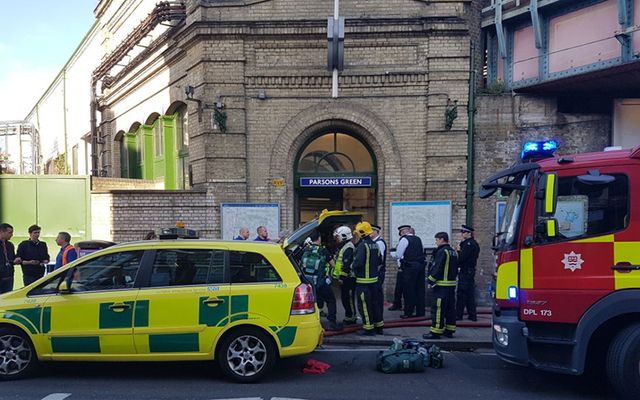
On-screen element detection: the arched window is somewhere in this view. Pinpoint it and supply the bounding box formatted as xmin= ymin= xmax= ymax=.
xmin=115 ymin=131 xmax=128 ymax=178
xmin=296 ymin=133 xmax=375 ymax=174
xmin=175 ymin=106 xmax=189 ymax=189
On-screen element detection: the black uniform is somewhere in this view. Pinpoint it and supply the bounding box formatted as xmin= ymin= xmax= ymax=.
xmin=428 ymin=243 xmax=458 ymax=336
xmin=456 ymin=237 xmax=480 ymax=321
xmin=399 ymin=235 xmax=426 ymax=317
xmin=373 ymin=235 xmax=387 ymax=325
xmin=353 ymin=237 xmax=383 ymax=332
xmin=0 ymin=239 xmax=16 ymax=294
xmin=17 ymin=239 xmax=50 ymax=286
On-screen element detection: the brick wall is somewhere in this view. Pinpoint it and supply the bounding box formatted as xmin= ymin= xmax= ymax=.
xmin=91 ymin=189 xmax=216 ymax=242
xmin=472 ymin=93 xmax=611 ymax=304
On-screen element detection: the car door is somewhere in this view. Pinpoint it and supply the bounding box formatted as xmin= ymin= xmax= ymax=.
xmin=133 ymin=246 xmax=229 ymax=358
xmin=42 ymin=250 xmax=144 ymax=358
xmin=227 ymin=248 xmax=292 ymax=341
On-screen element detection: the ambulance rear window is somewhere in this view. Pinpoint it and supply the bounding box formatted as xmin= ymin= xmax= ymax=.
xmin=229 ymin=251 xmax=281 ymax=284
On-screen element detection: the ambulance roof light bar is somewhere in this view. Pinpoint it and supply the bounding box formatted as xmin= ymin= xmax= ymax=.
xmin=521 ymin=140 xmax=558 ymax=161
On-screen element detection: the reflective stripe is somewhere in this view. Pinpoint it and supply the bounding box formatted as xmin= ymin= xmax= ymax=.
xmin=545 ymin=173 xmax=556 ymax=214
xmin=434 ymin=298 xmax=442 ymax=331
xmin=374 ymin=321 xmax=384 ymax=328
xmin=62 ymin=245 xmax=77 ymax=265
xmin=360 ymin=291 xmax=372 ymax=330
xmin=436 ymin=280 xmax=457 ymax=286
xmin=443 ymin=250 xmax=450 ymax=283
xmin=445 ymin=324 xmax=456 ymax=332
xmin=356 ymin=277 xmax=378 ymax=284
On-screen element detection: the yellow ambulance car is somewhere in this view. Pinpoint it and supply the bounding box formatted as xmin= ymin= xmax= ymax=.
xmin=0 ymin=210 xmax=361 ymax=382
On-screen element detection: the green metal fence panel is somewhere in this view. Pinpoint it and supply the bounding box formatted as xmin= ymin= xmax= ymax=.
xmin=0 ymin=175 xmax=91 ymax=289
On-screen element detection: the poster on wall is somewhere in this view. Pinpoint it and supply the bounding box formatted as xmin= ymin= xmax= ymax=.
xmin=389 ymin=201 xmax=452 ymax=249
xmin=221 ymin=203 xmax=280 ymax=241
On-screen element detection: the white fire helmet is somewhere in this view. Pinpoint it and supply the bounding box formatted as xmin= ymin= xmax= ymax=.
xmin=334 ymin=226 xmax=353 ymax=242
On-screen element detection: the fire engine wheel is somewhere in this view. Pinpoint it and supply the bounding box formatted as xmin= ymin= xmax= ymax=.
xmin=217 ymin=327 xmax=276 ymax=383
xmin=0 ymin=327 xmax=37 ymax=381
xmin=606 ymin=322 xmax=640 ymax=400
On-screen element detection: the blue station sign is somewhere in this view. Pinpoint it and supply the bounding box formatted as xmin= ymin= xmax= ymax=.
xmin=300 ymin=177 xmax=372 ymax=187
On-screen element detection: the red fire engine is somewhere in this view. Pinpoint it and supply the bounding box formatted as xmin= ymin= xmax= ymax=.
xmin=480 ymin=141 xmax=640 ymax=399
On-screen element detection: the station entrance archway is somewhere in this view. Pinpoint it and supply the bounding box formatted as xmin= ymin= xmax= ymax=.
xmin=294 ymin=131 xmax=377 ymax=226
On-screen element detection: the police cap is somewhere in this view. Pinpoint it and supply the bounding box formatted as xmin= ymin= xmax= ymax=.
xmin=461 ymin=224 xmax=474 ymax=233
xmin=397 ymin=225 xmax=411 ymax=232
xmin=371 ymin=224 xmax=382 ymax=232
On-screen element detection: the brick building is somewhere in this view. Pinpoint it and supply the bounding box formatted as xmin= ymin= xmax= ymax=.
xmin=80 ymin=0 xmax=481 ymax=298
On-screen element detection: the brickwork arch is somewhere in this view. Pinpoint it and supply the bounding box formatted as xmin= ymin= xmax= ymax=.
xmin=269 ymin=101 xmax=403 ymax=230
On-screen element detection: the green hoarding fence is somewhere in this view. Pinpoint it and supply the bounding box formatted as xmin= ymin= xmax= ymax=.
xmin=0 ymin=175 xmax=91 ymax=289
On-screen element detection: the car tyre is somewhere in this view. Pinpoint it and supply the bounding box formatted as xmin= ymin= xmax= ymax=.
xmin=606 ymin=322 xmax=640 ymax=400
xmin=217 ymin=327 xmax=276 ymax=383
xmin=0 ymin=327 xmax=37 ymax=380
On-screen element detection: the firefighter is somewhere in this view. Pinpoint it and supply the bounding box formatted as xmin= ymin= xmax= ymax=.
xmin=424 ymin=231 xmax=459 ymax=339
xmin=456 ymin=224 xmax=480 ymax=321
xmin=353 ymin=221 xmax=384 ymax=336
xmin=394 ymin=225 xmax=426 ymax=318
xmin=300 ymin=231 xmax=340 ymax=331
xmin=333 ymin=225 xmax=358 ymax=325
xmin=371 ymin=224 xmax=387 ymax=325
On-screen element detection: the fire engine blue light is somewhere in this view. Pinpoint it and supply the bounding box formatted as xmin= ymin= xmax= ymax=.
xmin=521 ymin=140 xmax=558 ymax=160
xmin=508 ymin=286 xmax=518 ymax=300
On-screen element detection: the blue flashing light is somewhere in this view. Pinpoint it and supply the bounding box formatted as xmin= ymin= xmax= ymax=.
xmin=521 ymin=140 xmax=558 ymax=160
xmin=507 ymin=286 xmax=518 ymax=300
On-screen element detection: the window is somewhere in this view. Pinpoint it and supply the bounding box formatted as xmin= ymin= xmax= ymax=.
xmin=537 ymin=173 xmax=629 ymax=242
xmin=154 ymin=119 xmax=164 ymax=157
xmin=229 ymin=251 xmax=281 ymax=284
xmin=29 ymin=251 xmax=143 ymax=295
xmin=119 ymin=138 xmax=129 ymax=178
xmin=149 ymin=249 xmax=225 ymax=287
xmin=175 ymin=108 xmax=189 ymax=189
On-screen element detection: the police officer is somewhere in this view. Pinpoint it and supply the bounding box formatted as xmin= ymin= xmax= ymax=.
xmin=353 ymin=221 xmax=383 ymax=336
xmin=393 ymin=225 xmax=426 ymax=318
xmin=371 ymin=224 xmax=387 ymax=327
xmin=333 ymin=226 xmax=358 ymax=325
xmin=301 ymin=231 xmax=340 ymax=331
xmin=424 ymin=232 xmax=459 ymax=339
xmin=456 ymin=224 xmax=480 ymax=321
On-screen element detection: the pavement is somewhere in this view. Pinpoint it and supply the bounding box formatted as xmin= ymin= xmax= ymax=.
xmin=320 ymin=302 xmax=493 ymax=350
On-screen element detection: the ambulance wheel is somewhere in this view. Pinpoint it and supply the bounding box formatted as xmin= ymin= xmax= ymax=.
xmin=0 ymin=327 xmax=37 ymax=380
xmin=217 ymin=327 xmax=276 ymax=383
xmin=606 ymin=322 xmax=640 ymax=400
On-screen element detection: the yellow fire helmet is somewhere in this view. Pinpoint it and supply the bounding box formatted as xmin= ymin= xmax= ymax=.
xmin=355 ymin=221 xmax=373 ymax=237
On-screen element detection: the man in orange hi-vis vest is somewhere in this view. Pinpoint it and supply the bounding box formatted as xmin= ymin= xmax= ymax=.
xmin=55 ymin=231 xmax=78 ymax=270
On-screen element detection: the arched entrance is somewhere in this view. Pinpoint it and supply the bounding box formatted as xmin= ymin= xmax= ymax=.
xmin=294 ymin=131 xmax=377 ymax=225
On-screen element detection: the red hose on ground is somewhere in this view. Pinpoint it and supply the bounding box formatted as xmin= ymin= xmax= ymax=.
xmin=323 ymin=315 xmax=491 ymax=337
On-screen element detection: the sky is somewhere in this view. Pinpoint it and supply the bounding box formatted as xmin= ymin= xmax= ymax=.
xmin=0 ymin=1 xmax=95 ymax=121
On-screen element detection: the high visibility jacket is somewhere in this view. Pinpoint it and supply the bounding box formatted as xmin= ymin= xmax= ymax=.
xmin=353 ymin=237 xmax=380 ymax=285
xmin=333 ymin=241 xmax=355 ymax=279
xmin=427 ymin=244 xmax=458 ymax=287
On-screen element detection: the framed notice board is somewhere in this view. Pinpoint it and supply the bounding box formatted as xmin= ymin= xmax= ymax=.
xmin=390 ymin=201 xmax=452 ymax=249
xmin=221 ymin=203 xmax=280 ymax=241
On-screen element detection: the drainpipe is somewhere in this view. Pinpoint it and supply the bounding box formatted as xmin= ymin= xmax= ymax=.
xmin=63 ymin=69 xmax=69 ymax=174
xmin=466 ymin=41 xmax=477 ymax=226
xmin=90 ymin=81 xmax=98 ymax=176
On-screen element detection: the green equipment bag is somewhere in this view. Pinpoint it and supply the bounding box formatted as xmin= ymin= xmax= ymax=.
xmin=401 ymin=338 xmax=444 ymax=369
xmin=376 ymin=349 xmax=425 ymax=374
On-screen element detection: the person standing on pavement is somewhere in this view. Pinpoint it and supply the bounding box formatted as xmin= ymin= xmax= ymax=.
xmin=424 ymin=232 xmax=459 ymax=339
xmin=300 ymin=231 xmax=340 ymax=331
xmin=254 ymin=226 xmax=271 ymax=242
xmin=353 ymin=221 xmax=383 ymax=336
xmin=393 ymin=225 xmax=426 ymax=318
xmin=371 ymin=224 xmax=387 ymax=324
xmin=55 ymin=232 xmax=78 ymax=270
xmin=456 ymin=225 xmax=480 ymax=321
xmin=332 ymin=226 xmax=358 ymax=325
xmin=0 ymin=223 xmax=21 ymax=294
xmin=233 ymin=227 xmax=250 ymax=241
xmin=17 ymin=224 xmax=50 ymax=286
